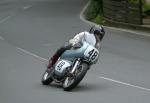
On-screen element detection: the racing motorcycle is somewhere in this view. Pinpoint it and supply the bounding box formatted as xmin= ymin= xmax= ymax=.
xmin=41 ymin=41 xmax=99 ymax=91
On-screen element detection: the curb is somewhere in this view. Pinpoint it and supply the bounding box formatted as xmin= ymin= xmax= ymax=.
xmin=80 ymin=1 xmax=150 ymax=37
xmin=103 ymin=18 xmax=150 ymax=33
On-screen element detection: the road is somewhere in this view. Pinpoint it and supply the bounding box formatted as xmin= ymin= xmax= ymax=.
xmin=0 ymin=0 xmax=150 ymax=103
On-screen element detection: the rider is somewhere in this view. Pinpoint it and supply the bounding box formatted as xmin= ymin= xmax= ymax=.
xmin=47 ymin=25 xmax=105 ymax=69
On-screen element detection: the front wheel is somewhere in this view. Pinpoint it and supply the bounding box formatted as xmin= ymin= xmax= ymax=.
xmin=63 ymin=63 xmax=88 ymax=91
xmin=41 ymin=69 xmax=53 ymax=85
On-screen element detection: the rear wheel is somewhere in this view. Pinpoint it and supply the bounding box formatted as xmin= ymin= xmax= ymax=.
xmin=63 ymin=63 xmax=88 ymax=91
xmin=41 ymin=69 xmax=53 ymax=85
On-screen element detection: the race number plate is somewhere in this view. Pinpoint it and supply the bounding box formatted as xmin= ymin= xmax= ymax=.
xmin=55 ymin=60 xmax=70 ymax=73
xmin=84 ymin=46 xmax=99 ymax=63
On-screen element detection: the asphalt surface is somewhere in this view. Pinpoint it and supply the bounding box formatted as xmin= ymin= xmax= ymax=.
xmin=0 ymin=0 xmax=150 ymax=103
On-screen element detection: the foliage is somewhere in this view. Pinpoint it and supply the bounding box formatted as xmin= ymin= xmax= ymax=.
xmin=142 ymin=0 xmax=150 ymax=14
xmin=92 ymin=14 xmax=104 ymax=24
xmin=84 ymin=0 xmax=103 ymax=20
xmin=85 ymin=0 xmax=150 ymax=25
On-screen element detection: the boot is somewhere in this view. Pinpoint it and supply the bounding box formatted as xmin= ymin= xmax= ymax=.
xmin=47 ymin=53 xmax=60 ymax=69
xmin=47 ymin=59 xmax=53 ymax=69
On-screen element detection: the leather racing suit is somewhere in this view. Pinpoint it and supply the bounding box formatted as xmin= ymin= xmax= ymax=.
xmin=47 ymin=31 xmax=101 ymax=69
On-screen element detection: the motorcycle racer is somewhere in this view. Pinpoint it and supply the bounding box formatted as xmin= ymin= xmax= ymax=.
xmin=47 ymin=25 xmax=105 ymax=70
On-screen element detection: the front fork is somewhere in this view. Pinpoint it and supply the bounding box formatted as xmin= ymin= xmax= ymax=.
xmin=70 ymin=58 xmax=80 ymax=74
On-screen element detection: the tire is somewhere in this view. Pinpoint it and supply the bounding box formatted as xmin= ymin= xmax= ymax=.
xmin=63 ymin=63 xmax=88 ymax=91
xmin=41 ymin=69 xmax=53 ymax=85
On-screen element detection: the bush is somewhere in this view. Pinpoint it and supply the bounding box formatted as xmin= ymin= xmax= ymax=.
xmin=92 ymin=14 xmax=104 ymax=24
xmin=84 ymin=0 xmax=103 ymax=20
xmin=142 ymin=0 xmax=150 ymax=15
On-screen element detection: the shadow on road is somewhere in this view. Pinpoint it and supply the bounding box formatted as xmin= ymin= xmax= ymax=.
xmin=40 ymin=82 xmax=110 ymax=92
xmin=72 ymin=83 xmax=109 ymax=92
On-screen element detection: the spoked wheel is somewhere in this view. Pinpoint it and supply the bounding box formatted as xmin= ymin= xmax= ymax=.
xmin=63 ymin=63 xmax=88 ymax=91
xmin=41 ymin=69 xmax=53 ymax=85
xmin=63 ymin=77 xmax=75 ymax=89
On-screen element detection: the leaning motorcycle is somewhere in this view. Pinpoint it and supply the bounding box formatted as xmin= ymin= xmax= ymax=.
xmin=41 ymin=41 xmax=99 ymax=91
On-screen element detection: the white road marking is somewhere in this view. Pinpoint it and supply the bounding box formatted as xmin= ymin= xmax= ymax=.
xmin=0 ymin=36 xmax=4 ymax=40
xmin=100 ymin=76 xmax=150 ymax=92
xmin=16 ymin=47 xmax=48 ymax=62
xmin=0 ymin=15 xmax=12 ymax=24
xmin=0 ymin=5 xmax=32 ymax=24
xmin=23 ymin=5 xmax=32 ymax=10
xmin=80 ymin=1 xmax=150 ymax=37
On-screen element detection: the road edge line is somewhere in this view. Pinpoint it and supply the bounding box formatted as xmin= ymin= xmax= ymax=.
xmin=100 ymin=76 xmax=150 ymax=92
xmin=16 ymin=47 xmax=48 ymax=62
